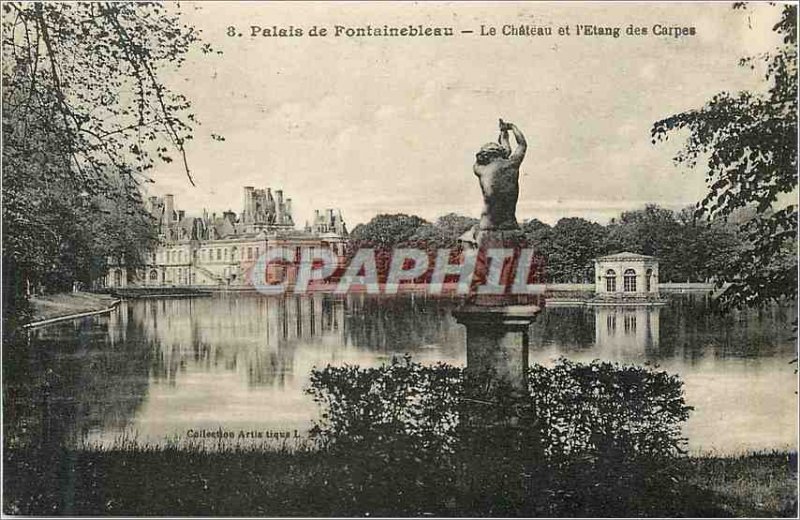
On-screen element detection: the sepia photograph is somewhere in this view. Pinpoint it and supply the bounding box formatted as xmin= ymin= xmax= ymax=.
xmin=2 ymin=1 xmax=798 ymax=517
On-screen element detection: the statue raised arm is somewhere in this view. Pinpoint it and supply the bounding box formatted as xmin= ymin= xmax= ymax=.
xmin=473 ymin=119 xmax=527 ymax=231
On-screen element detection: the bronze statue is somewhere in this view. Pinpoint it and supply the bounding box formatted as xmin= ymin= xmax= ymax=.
xmin=474 ymin=119 xmax=527 ymax=231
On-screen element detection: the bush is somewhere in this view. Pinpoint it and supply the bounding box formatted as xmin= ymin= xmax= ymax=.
xmin=307 ymin=356 xmax=694 ymax=515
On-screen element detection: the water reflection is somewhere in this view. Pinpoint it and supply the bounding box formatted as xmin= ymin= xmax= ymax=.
xmin=10 ymin=293 xmax=797 ymax=454
xmin=594 ymin=305 xmax=661 ymax=353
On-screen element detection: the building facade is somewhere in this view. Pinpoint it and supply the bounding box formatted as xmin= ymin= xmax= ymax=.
xmin=106 ymin=187 xmax=348 ymax=288
xmin=593 ymin=252 xmax=659 ymax=298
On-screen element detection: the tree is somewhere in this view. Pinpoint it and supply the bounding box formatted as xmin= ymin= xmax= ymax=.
xmin=541 ymin=218 xmax=609 ymax=283
xmin=2 ymin=2 xmax=218 ymax=328
xmin=2 ymin=2 xmax=219 ymax=185
xmin=521 ymin=218 xmax=551 ymax=245
xmin=607 ymin=205 xmax=691 ymax=282
xmin=651 ymin=4 xmax=797 ymax=309
xmin=407 ymin=213 xmax=478 ymax=249
xmin=349 ymin=214 xmax=429 ymax=249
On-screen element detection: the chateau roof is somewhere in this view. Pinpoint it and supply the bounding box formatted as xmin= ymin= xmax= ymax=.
xmin=596 ymin=251 xmax=657 ymax=262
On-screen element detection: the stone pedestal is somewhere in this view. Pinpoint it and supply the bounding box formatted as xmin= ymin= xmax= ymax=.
xmin=453 ymin=304 xmax=541 ymax=389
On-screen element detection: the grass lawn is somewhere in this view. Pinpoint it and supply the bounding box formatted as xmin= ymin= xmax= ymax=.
xmin=3 ymin=444 xmax=796 ymax=517
xmin=27 ymin=291 xmax=117 ymax=323
xmin=685 ymin=452 xmax=798 ymax=517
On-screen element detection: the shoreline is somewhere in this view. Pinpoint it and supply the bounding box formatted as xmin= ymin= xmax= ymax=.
xmin=23 ymin=292 xmax=121 ymax=329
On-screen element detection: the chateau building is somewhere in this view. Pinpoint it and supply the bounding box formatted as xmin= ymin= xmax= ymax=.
xmin=106 ymin=186 xmax=348 ymax=288
xmin=593 ymin=252 xmax=659 ymax=298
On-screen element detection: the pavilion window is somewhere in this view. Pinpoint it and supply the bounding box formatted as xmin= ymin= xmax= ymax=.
xmin=645 ymin=269 xmax=653 ymax=292
xmin=623 ymin=269 xmax=637 ymax=292
xmin=605 ymin=269 xmax=617 ymax=292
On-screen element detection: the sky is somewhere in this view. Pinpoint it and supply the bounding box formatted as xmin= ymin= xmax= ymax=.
xmin=147 ymin=2 xmax=783 ymax=227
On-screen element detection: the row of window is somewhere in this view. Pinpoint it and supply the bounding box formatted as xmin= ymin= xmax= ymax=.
xmin=604 ymin=268 xmax=654 ymax=292
xmin=155 ymin=245 xmax=264 ymax=264
xmin=154 ymin=244 xmax=339 ymax=265
xmin=149 ymin=267 xmax=193 ymax=284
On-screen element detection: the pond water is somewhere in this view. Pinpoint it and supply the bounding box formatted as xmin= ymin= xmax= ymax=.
xmin=12 ymin=293 xmax=798 ymax=455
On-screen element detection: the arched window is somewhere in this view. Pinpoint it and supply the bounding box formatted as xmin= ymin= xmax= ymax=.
xmin=645 ymin=269 xmax=653 ymax=292
xmin=605 ymin=269 xmax=617 ymax=292
xmin=149 ymin=270 xmax=158 ymax=281
xmin=623 ymin=269 xmax=637 ymax=292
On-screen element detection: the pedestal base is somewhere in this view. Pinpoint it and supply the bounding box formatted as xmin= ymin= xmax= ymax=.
xmin=453 ymin=304 xmax=541 ymax=388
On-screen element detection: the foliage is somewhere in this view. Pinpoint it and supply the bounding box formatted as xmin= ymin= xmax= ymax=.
xmin=526 ymin=359 xmax=691 ymax=460
xmin=348 ymin=213 xmax=429 ymax=249
xmin=309 ymin=356 xmax=691 ymax=460
xmin=407 ymin=213 xmax=478 ymax=248
xmin=2 ymin=2 xmax=217 ymax=328
xmin=607 ymin=204 xmax=743 ymax=283
xmin=345 ymin=206 xmax=750 ymax=285
xmin=9 ymin=444 xmax=794 ymax=517
xmin=651 ymin=4 xmax=798 ymax=309
xmin=2 ymin=2 xmax=218 ymax=183
xmin=534 ymin=217 xmax=610 ymax=283
xmin=307 ymin=356 xmax=693 ymax=514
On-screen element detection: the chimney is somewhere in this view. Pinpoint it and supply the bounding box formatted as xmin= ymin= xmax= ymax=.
xmin=164 ymin=194 xmax=174 ymax=224
xmin=243 ymin=186 xmax=254 ymax=222
xmin=177 ymin=210 xmax=185 ymax=221
xmin=285 ymin=198 xmax=292 ymax=219
xmin=275 ymin=190 xmax=284 ymax=223
xmin=326 ymin=209 xmax=334 ymax=222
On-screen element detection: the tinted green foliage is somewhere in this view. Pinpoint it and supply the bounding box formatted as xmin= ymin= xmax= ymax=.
xmin=651 ymin=4 xmax=797 ymax=309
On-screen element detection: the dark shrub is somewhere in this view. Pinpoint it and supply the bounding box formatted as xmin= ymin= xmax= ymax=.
xmin=307 ymin=355 xmax=693 ymax=515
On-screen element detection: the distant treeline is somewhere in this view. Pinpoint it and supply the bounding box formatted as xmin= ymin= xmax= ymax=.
xmin=347 ymin=205 xmax=747 ymax=284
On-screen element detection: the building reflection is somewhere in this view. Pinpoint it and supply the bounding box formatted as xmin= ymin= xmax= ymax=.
xmin=593 ymin=305 xmax=661 ymax=354
xmin=124 ymin=294 xmax=347 ymax=388
xmin=120 ymin=293 xmax=465 ymax=390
